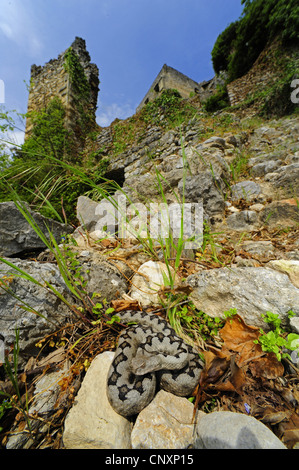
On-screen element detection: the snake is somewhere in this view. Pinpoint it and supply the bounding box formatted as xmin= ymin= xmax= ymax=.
xmin=106 ymin=310 xmax=204 ymax=417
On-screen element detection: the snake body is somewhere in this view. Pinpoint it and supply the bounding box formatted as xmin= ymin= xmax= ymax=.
xmin=106 ymin=310 xmax=204 ymax=417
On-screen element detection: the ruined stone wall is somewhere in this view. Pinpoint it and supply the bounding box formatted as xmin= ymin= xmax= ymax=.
xmin=25 ymin=37 xmax=99 ymax=145
xmin=136 ymin=64 xmax=199 ymax=112
xmin=226 ymin=41 xmax=283 ymax=107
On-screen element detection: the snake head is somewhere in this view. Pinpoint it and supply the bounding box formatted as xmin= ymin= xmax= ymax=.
xmin=131 ymin=351 xmax=162 ymax=375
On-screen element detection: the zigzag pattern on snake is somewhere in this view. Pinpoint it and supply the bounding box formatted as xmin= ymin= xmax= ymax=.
xmin=106 ymin=310 xmax=204 ymax=417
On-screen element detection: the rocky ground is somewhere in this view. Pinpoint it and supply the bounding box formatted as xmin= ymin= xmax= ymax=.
xmin=0 ymin=109 xmax=298 ymax=449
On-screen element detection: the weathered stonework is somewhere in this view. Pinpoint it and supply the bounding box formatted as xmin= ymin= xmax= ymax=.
xmin=25 ymin=37 xmax=99 ymax=149
xmin=136 ymin=64 xmax=200 ymax=112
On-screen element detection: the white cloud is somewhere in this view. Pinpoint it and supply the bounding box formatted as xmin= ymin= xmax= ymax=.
xmin=96 ymin=102 xmax=135 ymax=127
xmin=0 ymin=0 xmax=43 ymax=56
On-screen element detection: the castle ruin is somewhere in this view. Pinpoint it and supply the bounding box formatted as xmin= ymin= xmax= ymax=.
xmin=25 ymin=37 xmax=99 ymax=151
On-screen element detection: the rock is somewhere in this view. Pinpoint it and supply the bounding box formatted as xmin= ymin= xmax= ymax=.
xmin=63 ymin=352 xmax=132 ymax=449
xmin=226 ymin=210 xmax=258 ymax=231
xmin=77 ymin=252 xmax=128 ymax=301
xmin=0 ymin=201 xmax=72 ymax=257
xmin=131 ymin=390 xmax=201 ymax=449
xmin=267 ymin=260 xmax=299 ymax=289
xmin=187 ymin=266 xmax=299 ymax=329
xmin=195 ymin=411 xmax=286 ymax=449
xmin=202 ymin=136 xmax=226 ymax=148
xmin=231 ymin=181 xmax=262 ymax=202
xmin=290 ymin=316 xmax=299 ymax=334
xmin=251 ymin=160 xmax=281 ymax=177
xmin=241 ymin=240 xmax=276 ymax=258
xmin=268 ymin=163 xmax=299 ymax=196
xmin=76 ymin=195 xmax=100 ymax=228
xmin=130 ymin=260 xmax=177 ymax=307
xmin=6 ymin=358 xmax=71 ymax=449
xmin=179 ymin=172 xmax=226 ymax=217
xmin=259 ymin=200 xmax=299 ymax=227
xmin=76 ymin=195 xmax=119 ymax=237
xmin=0 ymin=259 xmax=73 ymax=360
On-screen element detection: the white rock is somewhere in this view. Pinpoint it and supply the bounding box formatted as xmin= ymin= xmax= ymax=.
xmin=195 ymin=411 xmax=286 ymax=449
xmin=63 ymin=352 xmax=132 ymax=449
xmin=131 ymin=390 xmax=202 ymax=449
xmin=267 ymin=259 xmax=299 ymax=289
xmin=130 ymin=260 xmax=177 ymax=307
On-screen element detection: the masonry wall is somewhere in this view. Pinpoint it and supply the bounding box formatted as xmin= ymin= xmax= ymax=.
xmin=136 ymin=64 xmax=199 ymax=112
xmin=25 ymin=37 xmax=99 ymax=149
xmin=226 ymin=40 xmax=283 ymax=107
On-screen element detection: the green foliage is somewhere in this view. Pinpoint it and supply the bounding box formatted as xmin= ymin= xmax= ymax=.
xmin=64 ymin=47 xmax=91 ymax=100
xmin=203 ymin=86 xmax=229 ymax=112
xmin=254 ymin=311 xmax=299 ymax=361
xmin=21 ymin=97 xmax=68 ymax=160
xmin=140 ymin=89 xmax=198 ymax=128
xmin=211 ymin=21 xmax=238 ymax=74
xmin=0 ymin=102 xmax=109 ymax=222
xmin=212 ymin=0 xmax=299 ymax=81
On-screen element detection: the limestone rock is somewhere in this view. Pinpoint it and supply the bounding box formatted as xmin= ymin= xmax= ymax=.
xmin=179 ymin=172 xmax=226 ymax=217
xmin=187 ymin=266 xmax=299 ymax=329
xmin=0 ymin=259 xmax=73 ymax=360
xmin=267 ymin=259 xmax=299 ymax=288
xmin=195 ymin=411 xmax=286 ymax=449
xmin=130 ymin=260 xmax=177 ymax=307
xmin=131 ymin=390 xmax=201 ymax=449
xmin=230 ymin=181 xmax=262 ymax=202
xmin=0 ymin=201 xmax=72 ymax=257
xmin=226 ymin=210 xmax=258 ymax=231
xmin=63 ymin=352 xmax=132 ymax=449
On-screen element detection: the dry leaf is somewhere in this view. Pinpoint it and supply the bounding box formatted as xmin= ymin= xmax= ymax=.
xmin=278 ymin=412 xmax=299 ymax=448
xmin=249 ymin=352 xmax=284 ymax=379
xmin=199 ymin=349 xmax=230 ymax=388
xmin=110 ymin=299 xmax=140 ymax=311
xmin=219 ymin=314 xmax=262 ymax=367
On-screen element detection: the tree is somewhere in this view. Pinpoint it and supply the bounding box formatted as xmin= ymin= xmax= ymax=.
xmin=211 ymin=0 xmax=299 ymax=81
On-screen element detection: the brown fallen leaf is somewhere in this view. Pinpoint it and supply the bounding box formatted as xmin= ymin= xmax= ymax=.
xmin=278 ymin=412 xmax=299 ymax=449
xmin=261 ymin=409 xmax=292 ymax=425
xmin=219 ymin=314 xmax=262 ymax=367
xmin=249 ymin=352 xmax=284 ymax=379
xmin=213 ymin=355 xmax=246 ymax=393
xmin=219 ymin=314 xmax=284 ymax=378
xmin=199 ymin=349 xmax=231 ymax=388
xmin=110 ymin=299 xmax=140 ymax=311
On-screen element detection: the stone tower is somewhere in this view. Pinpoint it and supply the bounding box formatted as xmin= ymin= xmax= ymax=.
xmin=25 ymin=37 xmax=99 ymax=152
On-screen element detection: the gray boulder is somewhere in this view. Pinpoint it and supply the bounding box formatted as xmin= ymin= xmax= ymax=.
xmin=187 ymin=266 xmax=299 ymax=329
xmin=0 ymin=201 xmax=72 ymax=257
xmin=195 ymin=411 xmax=286 ymax=449
xmin=179 ymin=172 xmax=226 ymax=217
xmin=0 ymin=258 xmax=73 ymax=359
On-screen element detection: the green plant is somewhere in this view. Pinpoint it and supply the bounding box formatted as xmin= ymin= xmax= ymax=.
xmin=1 ymin=329 xmax=32 ymax=434
xmin=203 ymin=86 xmax=229 ymax=113
xmin=212 ymin=0 xmax=299 ymax=82
xmin=254 ymin=311 xmax=299 ymax=361
xmin=140 ymin=89 xmax=198 ymax=128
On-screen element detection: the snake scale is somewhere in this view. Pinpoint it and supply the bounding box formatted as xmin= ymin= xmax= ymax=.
xmin=106 ymin=310 xmax=204 ymax=417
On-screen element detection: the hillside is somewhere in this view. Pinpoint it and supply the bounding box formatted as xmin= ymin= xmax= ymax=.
xmin=0 ymin=6 xmax=299 ymax=449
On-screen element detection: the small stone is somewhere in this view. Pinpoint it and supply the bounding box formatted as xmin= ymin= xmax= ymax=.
xmin=130 ymin=261 xmax=177 ymax=307
xmin=131 ymin=390 xmax=202 ymax=449
xmin=231 ymin=181 xmax=262 ymax=201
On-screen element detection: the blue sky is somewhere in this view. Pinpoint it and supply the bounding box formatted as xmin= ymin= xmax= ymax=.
xmin=0 ymin=0 xmax=244 ymax=143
